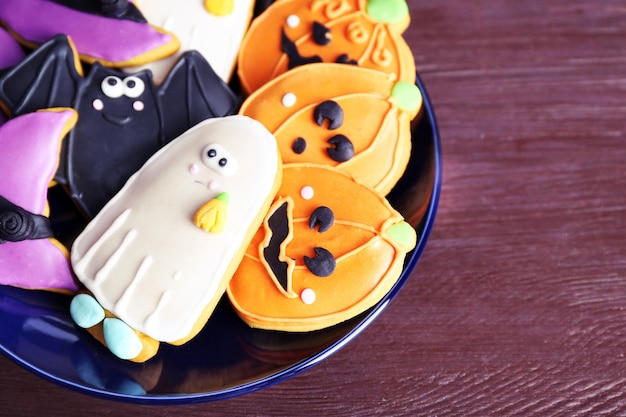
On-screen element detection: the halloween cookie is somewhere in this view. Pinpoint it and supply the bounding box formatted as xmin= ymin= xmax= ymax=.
xmin=0 ymin=27 xmax=25 ymax=126
xmin=70 ymin=115 xmax=282 ymax=362
xmin=0 ymin=0 xmax=180 ymax=68
xmin=124 ymin=0 xmax=255 ymax=83
xmin=239 ymin=63 xmax=422 ymax=195
xmin=0 ymin=108 xmax=79 ymax=293
xmin=0 ymin=26 xmax=25 ymax=70
xmin=0 ymin=35 xmax=238 ymax=218
xmin=237 ymin=0 xmax=415 ymax=94
xmin=226 ymin=164 xmax=417 ymax=332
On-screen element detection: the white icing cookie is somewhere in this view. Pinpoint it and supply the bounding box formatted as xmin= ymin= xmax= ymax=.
xmin=124 ymin=0 xmax=255 ymax=83
xmin=71 ymin=115 xmax=281 ymax=346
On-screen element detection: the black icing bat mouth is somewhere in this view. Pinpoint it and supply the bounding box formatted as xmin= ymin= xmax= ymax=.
xmin=100 ymin=112 xmax=132 ymax=126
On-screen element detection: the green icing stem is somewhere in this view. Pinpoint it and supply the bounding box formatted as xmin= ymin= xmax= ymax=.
xmin=386 ymin=221 xmax=417 ymax=250
xmin=366 ymin=0 xmax=409 ymax=24
xmin=216 ymin=191 xmax=230 ymax=204
xmin=391 ymin=81 xmax=422 ymax=112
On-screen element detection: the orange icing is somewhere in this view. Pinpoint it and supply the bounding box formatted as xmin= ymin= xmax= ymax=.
xmin=227 ymin=164 xmax=416 ymax=332
xmin=237 ymin=0 xmax=415 ymax=94
xmin=239 ymin=63 xmax=421 ymax=195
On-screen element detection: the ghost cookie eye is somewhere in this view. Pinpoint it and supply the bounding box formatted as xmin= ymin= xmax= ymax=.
xmin=201 ymin=143 xmax=238 ymax=176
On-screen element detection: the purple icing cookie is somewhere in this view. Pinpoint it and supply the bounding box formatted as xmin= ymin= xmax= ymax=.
xmin=0 ymin=109 xmax=79 ymax=293
xmin=0 ymin=0 xmax=179 ymax=67
xmin=0 ymin=27 xmax=25 ymax=70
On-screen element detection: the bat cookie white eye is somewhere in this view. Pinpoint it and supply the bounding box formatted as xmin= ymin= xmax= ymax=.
xmin=123 ymin=76 xmax=145 ymax=98
xmin=201 ymin=143 xmax=237 ymax=176
xmin=101 ymin=76 xmax=124 ymax=98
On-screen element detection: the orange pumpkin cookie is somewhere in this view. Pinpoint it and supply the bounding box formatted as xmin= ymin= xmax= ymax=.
xmin=239 ymin=63 xmax=422 ymax=195
xmin=237 ymin=0 xmax=415 ymax=94
xmin=226 ymin=164 xmax=417 ymax=332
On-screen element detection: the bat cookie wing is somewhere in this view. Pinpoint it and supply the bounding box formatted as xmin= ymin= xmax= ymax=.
xmin=158 ymin=51 xmax=240 ymax=142
xmin=0 ymin=35 xmax=82 ymax=117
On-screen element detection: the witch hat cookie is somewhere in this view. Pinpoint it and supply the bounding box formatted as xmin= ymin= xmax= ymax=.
xmin=0 ymin=108 xmax=79 ymax=293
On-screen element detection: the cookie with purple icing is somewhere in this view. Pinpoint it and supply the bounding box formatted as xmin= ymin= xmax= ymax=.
xmin=0 ymin=26 xmax=25 ymax=71
xmin=0 ymin=108 xmax=79 ymax=293
xmin=0 ymin=0 xmax=180 ymax=68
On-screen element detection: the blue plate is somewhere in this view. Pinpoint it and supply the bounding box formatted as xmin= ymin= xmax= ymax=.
xmin=0 ymin=65 xmax=441 ymax=403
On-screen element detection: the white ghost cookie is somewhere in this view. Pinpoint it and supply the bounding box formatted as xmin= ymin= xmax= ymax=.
xmin=124 ymin=0 xmax=255 ymax=83
xmin=70 ymin=115 xmax=282 ymax=362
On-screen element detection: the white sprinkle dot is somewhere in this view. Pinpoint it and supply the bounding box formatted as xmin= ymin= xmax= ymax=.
xmin=300 ymin=186 xmax=314 ymax=200
xmin=301 ymin=288 xmax=316 ymax=305
xmin=282 ymin=92 xmax=296 ymax=107
xmin=286 ymin=14 xmax=300 ymax=28
xmin=133 ymin=100 xmax=144 ymax=111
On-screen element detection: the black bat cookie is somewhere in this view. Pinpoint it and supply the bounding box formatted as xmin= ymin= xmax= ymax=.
xmin=0 ymin=35 xmax=239 ymax=218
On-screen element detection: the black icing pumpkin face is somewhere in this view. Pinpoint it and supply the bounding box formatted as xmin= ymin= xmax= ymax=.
xmin=238 ymin=0 xmax=415 ymax=94
xmin=227 ymin=164 xmax=417 ymax=331
xmin=239 ymin=62 xmax=423 ymax=195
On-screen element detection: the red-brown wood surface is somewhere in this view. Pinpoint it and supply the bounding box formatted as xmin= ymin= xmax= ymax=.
xmin=1 ymin=1 xmax=626 ymax=415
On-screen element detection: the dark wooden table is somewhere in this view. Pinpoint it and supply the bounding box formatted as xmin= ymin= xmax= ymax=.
xmin=2 ymin=1 xmax=625 ymax=415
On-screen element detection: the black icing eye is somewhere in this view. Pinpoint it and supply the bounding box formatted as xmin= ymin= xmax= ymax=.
xmin=304 ymin=247 xmax=336 ymax=277
xmin=312 ymin=21 xmax=331 ymax=46
xmin=309 ymin=206 xmax=334 ymax=233
xmin=314 ymin=100 xmax=344 ymax=130
xmin=327 ymin=134 xmax=355 ymax=162
xmin=201 ymin=143 xmax=238 ymax=176
xmin=292 ymin=137 xmax=307 ymax=154
xmin=336 ymin=54 xmax=358 ymax=65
